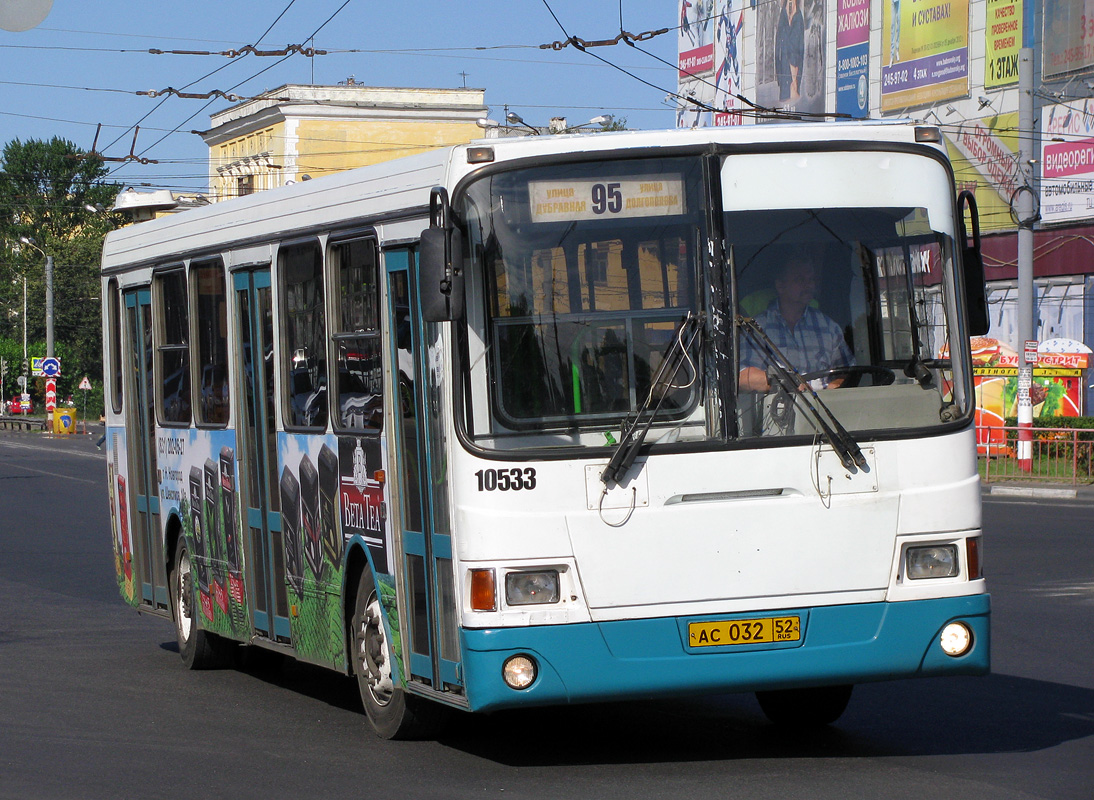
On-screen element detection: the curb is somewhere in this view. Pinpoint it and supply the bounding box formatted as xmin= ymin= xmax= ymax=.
xmin=988 ymin=485 xmax=1079 ymax=499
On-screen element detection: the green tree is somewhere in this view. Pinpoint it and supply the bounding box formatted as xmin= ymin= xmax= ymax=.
xmin=0 ymin=137 xmax=123 ymax=389
xmin=598 ymin=116 xmax=628 ymax=132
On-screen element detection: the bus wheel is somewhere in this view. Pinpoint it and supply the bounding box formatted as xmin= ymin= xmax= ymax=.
xmin=171 ymin=538 xmax=232 ymax=670
xmin=755 ymin=684 xmax=853 ymax=727
xmin=351 ymin=569 xmax=447 ymax=739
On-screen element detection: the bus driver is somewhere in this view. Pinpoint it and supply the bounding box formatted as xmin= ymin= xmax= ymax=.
xmin=738 ymin=251 xmax=853 ymax=391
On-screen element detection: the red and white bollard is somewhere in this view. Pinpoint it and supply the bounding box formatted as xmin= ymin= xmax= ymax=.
xmin=45 ymin=377 xmax=56 ymax=428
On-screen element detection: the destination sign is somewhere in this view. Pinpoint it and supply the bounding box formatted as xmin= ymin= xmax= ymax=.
xmin=528 ymin=176 xmax=685 ymax=223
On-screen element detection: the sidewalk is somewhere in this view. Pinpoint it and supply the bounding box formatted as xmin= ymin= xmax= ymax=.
xmin=982 ymin=479 xmax=1094 ymax=501
xmin=0 ymin=420 xmax=105 ymax=453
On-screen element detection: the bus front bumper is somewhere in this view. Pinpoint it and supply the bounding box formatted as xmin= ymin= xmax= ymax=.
xmin=459 ymin=594 xmax=990 ymax=713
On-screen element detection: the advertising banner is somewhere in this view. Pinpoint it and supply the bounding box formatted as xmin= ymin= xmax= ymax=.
xmin=713 ymin=0 xmax=746 ymax=126
xmin=678 ymin=0 xmax=747 ymax=128
xmin=679 ymin=0 xmax=716 ymax=79
xmin=677 ymin=0 xmax=717 ymax=127
xmin=971 ymin=336 xmax=1088 ymax=453
xmin=880 ymin=0 xmax=969 ymax=112
xmin=1041 ymin=100 xmax=1094 ymax=225
xmin=1044 ymin=0 xmax=1094 ymax=79
xmin=836 ymin=0 xmax=870 ymax=118
xmin=755 ymin=0 xmax=827 ymax=118
xmin=942 ymin=112 xmax=1021 ymax=232
xmin=984 ymin=0 xmax=1023 ymax=88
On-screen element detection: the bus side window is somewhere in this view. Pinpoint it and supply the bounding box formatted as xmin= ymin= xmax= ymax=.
xmin=192 ymin=260 xmax=230 ymax=426
xmin=108 ymin=278 xmax=123 ymax=414
xmin=154 ymin=268 xmax=191 ymax=425
xmin=281 ymin=241 xmax=328 ymax=430
xmin=332 ymin=237 xmax=383 ymax=432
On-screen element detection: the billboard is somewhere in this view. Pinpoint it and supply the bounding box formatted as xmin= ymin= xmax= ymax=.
xmin=836 ymin=0 xmax=870 ymax=118
xmin=754 ymin=0 xmax=827 ymax=117
xmin=942 ymin=113 xmax=1021 ymax=233
xmin=880 ymin=0 xmax=969 ymax=112
xmin=679 ymin=0 xmax=716 ymax=79
xmin=1041 ymin=100 xmax=1094 ymax=225
xmin=984 ymin=0 xmax=1024 ymax=88
xmin=1044 ymin=0 xmax=1094 ymax=79
xmin=678 ymin=0 xmax=747 ymax=128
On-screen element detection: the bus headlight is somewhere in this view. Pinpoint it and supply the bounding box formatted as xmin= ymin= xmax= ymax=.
xmin=940 ymin=622 xmax=973 ymax=656
xmin=505 ymin=570 xmax=560 ymax=605
xmin=906 ymin=545 xmax=958 ymax=579
xmin=502 ymin=655 xmax=537 ymax=689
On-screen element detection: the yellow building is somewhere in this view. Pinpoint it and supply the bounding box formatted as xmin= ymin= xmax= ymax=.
xmin=200 ymin=81 xmax=487 ymax=202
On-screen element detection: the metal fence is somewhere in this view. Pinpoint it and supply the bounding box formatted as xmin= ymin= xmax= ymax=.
xmin=977 ymin=425 xmax=1094 ymax=484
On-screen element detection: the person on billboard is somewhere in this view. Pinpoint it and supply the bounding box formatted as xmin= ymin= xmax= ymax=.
xmin=774 ymin=0 xmax=805 ymax=104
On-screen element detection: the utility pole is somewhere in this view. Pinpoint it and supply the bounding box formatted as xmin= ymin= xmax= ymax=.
xmin=19 ymin=236 xmax=56 ymax=426
xmin=45 ymin=254 xmax=53 ymax=360
xmin=1016 ymin=47 xmax=1036 ymax=472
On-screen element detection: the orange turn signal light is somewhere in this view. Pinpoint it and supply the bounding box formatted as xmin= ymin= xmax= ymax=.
xmin=470 ymin=568 xmax=497 ymax=611
xmin=966 ymin=537 xmax=982 ymax=579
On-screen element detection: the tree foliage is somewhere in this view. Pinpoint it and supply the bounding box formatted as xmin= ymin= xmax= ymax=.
xmin=0 ymin=137 xmax=124 ymax=390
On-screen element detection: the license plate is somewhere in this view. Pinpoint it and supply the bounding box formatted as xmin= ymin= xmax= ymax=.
xmin=688 ymin=615 xmax=800 ymax=648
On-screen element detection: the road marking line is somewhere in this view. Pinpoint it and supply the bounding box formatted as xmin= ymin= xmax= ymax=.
xmin=0 ymin=439 xmax=105 ymax=461
xmin=0 ymin=457 xmax=101 ymax=485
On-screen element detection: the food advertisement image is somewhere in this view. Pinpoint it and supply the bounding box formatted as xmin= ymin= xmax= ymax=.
xmin=970 ymin=337 xmax=1088 ymax=453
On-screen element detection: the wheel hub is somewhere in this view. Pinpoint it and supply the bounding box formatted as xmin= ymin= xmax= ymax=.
xmin=357 ymin=594 xmax=394 ymax=705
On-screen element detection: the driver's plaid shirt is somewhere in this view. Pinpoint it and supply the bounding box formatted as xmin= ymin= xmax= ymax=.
xmin=740 ymin=300 xmax=853 ymax=381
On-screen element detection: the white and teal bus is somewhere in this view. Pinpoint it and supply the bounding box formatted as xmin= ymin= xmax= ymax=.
xmin=102 ymin=121 xmax=990 ymax=739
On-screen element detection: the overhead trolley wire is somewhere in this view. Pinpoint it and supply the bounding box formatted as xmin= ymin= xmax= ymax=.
xmin=105 ymin=0 xmax=355 ymax=183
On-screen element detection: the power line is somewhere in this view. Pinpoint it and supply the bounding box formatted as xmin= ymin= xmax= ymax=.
xmin=101 ymin=0 xmax=319 ymax=169
xmin=108 ymin=0 xmax=358 ymax=181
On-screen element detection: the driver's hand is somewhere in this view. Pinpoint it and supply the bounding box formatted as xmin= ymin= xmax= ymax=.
xmin=739 ymin=367 xmax=770 ymax=392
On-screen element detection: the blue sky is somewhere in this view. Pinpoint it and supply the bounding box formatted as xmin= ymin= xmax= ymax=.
xmin=0 ymin=0 xmax=679 ymax=194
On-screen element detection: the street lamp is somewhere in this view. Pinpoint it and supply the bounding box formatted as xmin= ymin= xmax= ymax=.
xmin=18 ymin=236 xmax=52 ymax=361
xmin=505 ymin=111 xmax=540 ymax=135
xmin=566 ymin=114 xmax=614 ymax=132
xmin=18 ymin=235 xmax=54 ymax=424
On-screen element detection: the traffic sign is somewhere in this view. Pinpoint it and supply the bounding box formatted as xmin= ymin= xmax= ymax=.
xmin=45 ymin=378 xmax=57 ymax=410
xmin=1023 ymin=340 xmax=1038 ymax=366
xmin=79 ymin=376 xmax=92 ymax=391
xmin=40 ymin=356 xmax=61 ymax=377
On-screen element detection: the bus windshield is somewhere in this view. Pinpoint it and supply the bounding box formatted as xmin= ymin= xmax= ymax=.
xmin=457 ymin=149 xmax=970 ymax=454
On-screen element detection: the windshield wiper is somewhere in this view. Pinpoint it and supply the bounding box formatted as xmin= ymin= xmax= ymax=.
xmin=736 ymin=315 xmax=867 ymax=471
xmin=601 ymin=312 xmax=702 ymax=487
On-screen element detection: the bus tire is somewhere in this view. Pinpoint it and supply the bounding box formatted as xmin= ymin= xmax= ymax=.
xmin=756 ymin=684 xmax=853 ymax=727
xmin=351 ymin=568 xmax=448 ymax=739
xmin=171 ymin=538 xmax=233 ymax=670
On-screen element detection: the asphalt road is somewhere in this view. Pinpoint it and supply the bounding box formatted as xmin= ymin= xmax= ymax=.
xmin=1 ymin=429 xmax=1092 ymax=799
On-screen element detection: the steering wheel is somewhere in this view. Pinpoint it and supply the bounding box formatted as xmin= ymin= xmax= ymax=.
xmin=800 ymin=365 xmax=896 ymax=388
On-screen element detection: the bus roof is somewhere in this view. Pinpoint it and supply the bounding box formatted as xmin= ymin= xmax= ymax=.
xmin=101 ymin=120 xmax=941 ymax=273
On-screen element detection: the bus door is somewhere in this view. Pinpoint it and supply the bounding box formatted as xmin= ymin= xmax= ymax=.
xmin=234 ymin=269 xmax=291 ymax=643
xmin=385 ymin=248 xmax=462 ymax=696
xmin=123 ymin=288 xmax=169 ymax=610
